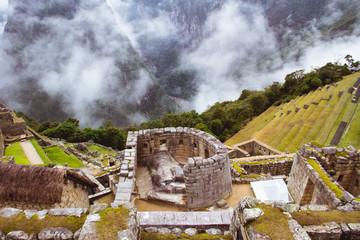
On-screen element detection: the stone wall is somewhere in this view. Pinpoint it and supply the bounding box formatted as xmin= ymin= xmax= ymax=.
xmin=0 ymin=179 xmax=90 ymax=211
xmin=287 ymin=144 xmax=360 ymax=209
xmin=135 ymin=128 xmax=232 ymax=209
xmin=55 ymin=179 xmax=91 ymax=209
xmin=0 ymin=128 xmax=4 ymax=157
xmin=234 ymin=158 xmax=293 ymax=176
xmin=0 ymin=111 xmax=27 ymax=137
xmin=231 ymin=139 xmax=282 ymax=157
xmin=137 ymin=128 xmax=216 ymax=165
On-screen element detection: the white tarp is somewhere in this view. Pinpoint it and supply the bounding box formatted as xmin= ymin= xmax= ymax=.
xmin=250 ymin=179 xmax=293 ymax=202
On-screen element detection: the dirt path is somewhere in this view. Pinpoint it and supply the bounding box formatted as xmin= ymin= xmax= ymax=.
xmin=20 ymin=140 xmax=44 ymax=165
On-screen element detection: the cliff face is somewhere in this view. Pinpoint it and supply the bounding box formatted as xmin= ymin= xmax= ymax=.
xmin=1 ymin=0 xmax=176 ymax=126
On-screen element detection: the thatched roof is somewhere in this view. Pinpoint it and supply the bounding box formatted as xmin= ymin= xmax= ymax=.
xmin=0 ymin=163 xmax=97 ymax=204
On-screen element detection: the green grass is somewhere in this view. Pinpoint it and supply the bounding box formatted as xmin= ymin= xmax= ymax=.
xmin=250 ymin=204 xmax=294 ymax=240
xmin=141 ymin=232 xmax=232 ymax=240
xmin=96 ymin=207 xmax=129 ymax=240
xmin=225 ymin=72 xmax=360 ymax=152
xmin=235 ymin=158 xmax=291 ymax=165
xmin=232 ymin=162 xmax=243 ymax=174
xmin=30 ymin=139 xmax=51 ymax=165
xmin=292 ymin=210 xmax=360 ymax=226
xmin=87 ymin=145 xmax=116 ymax=156
xmin=4 ymin=142 xmax=30 ymax=165
xmin=0 ymin=213 xmax=85 ymax=235
xmin=43 ymin=146 xmax=83 ymax=168
xmin=339 ymin=100 xmax=360 ymax=149
xmin=307 ymin=159 xmax=343 ymax=199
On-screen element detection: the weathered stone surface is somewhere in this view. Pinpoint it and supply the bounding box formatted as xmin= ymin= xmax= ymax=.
xmin=74 ymin=229 xmax=81 ymax=240
xmin=49 ymin=208 xmax=85 ymax=218
xmin=341 ymin=192 xmax=355 ymax=203
xmin=5 ymin=231 xmax=29 ymax=240
xmin=216 ymin=199 xmax=227 ymax=208
xmin=243 ymin=208 xmax=264 ymax=223
xmin=308 ymin=205 xmax=330 ymax=211
xmin=288 ymin=219 xmax=311 ymax=240
xmin=1 ymin=208 xmax=22 ymax=218
xmin=158 ymin=228 xmax=171 ymax=235
xmin=117 ymin=229 xmax=136 ymax=240
xmin=238 ymin=196 xmax=260 ymax=210
xmin=38 ymin=228 xmax=73 ymax=240
xmin=351 ymin=200 xmax=360 ymax=211
xmin=337 ymin=203 xmax=354 ymax=212
xmin=0 ymin=231 xmax=5 ymax=240
xmin=322 ymin=147 xmax=337 ymax=155
xmin=273 ymin=201 xmax=287 ymax=211
xmin=86 ymin=214 xmax=101 ymax=222
xmin=24 ymin=210 xmax=38 ymax=220
xmin=89 ymin=203 xmax=108 ymax=214
xmin=303 ymin=222 xmax=341 ymax=240
xmin=247 ymin=226 xmax=271 ymax=240
xmin=184 ymin=228 xmax=197 ymax=236
xmin=79 ymin=215 xmax=98 ymax=240
xmin=171 ymin=228 xmax=182 ymax=237
xmin=348 ymin=223 xmax=360 ymax=231
xmin=144 ymin=227 xmax=157 ymax=233
xmin=37 ymin=210 xmax=48 ymax=219
xmin=205 ymin=228 xmax=222 ymax=236
xmin=287 ymin=204 xmax=300 ymax=213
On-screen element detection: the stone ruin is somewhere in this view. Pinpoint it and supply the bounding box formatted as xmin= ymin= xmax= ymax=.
xmin=134 ymin=127 xmax=232 ymax=209
xmin=288 ymin=144 xmax=360 ymax=209
xmin=0 ymin=102 xmax=28 ymax=141
xmin=227 ymin=138 xmax=282 ymax=159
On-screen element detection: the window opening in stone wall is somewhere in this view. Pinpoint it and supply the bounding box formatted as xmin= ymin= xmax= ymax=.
xmin=150 ymin=147 xmax=153 ymax=154
xmin=193 ymin=143 xmax=197 ymax=148
xmin=179 ymin=139 xmax=183 ymax=145
xmin=356 ymin=179 xmax=359 ymax=186
xmin=160 ymin=139 xmax=166 ymax=145
xmin=338 ymin=174 xmax=344 ymax=182
xmin=143 ymin=143 xmax=148 ymax=148
xmin=205 ymin=149 xmax=209 ymax=159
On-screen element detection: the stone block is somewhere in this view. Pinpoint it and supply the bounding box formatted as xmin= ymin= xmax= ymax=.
xmin=38 ymin=228 xmax=73 ymax=240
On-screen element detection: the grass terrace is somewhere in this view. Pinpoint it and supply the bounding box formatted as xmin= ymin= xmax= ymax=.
xmin=4 ymin=142 xmax=30 ymax=165
xmin=43 ymin=146 xmax=83 ymax=168
xmin=226 ymin=72 xmax=360 ymax=152
xmin=30 ymin=139 xmax=51 ymax=165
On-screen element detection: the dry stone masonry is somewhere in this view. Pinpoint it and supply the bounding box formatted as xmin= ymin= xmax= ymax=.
xmin=287 ymin=144 xmax=360 ymax=209
xmin=134 ymin=127 xmax=232 ymax=209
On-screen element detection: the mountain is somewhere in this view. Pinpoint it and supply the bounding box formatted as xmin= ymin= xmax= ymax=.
xmin=0 ymin=0 xmax=177 ymax=127
xmin=111 ymin=0 xmax=360 ymax=106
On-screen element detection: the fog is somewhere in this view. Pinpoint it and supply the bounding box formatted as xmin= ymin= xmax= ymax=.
xmin=0 ymin=0 xmax=359 ymax=125
xmin=181 ymin=0 xmax=360 ymax=111
xmin=0 ymin=0 xmax=157 ymax=126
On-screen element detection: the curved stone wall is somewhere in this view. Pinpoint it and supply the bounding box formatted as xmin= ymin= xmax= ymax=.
xmin=136 ymin=127 xmax=232 ymax=209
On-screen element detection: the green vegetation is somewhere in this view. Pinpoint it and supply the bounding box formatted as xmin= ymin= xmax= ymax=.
xmin=307 ymin=159 xmax=343 ymax=199
xmin=17 ymin=57 xmax=359 ymax=149
xmin=0 ymin=213 xmax=85 ymax=235
xmin=4 ymin=142 xmax=30 ymax=165
xmin=232 ymin=162 xmax=243 ymax=174
xmin=43 ymin=146 xmax=83 ymax=168
xmin=250 ymin=204 xmax=293 ymax=239
xmin=235 ymin=158 xmax=290 ymax=165
xmin=30 ymin=139 xmax=51 ymax=165
xmin=141 ymin=232 xmax=232 ymax=240
xmin=87 ymin=145 xmax=116 ymax=156
xmin=226 ymin=71 xmax=360 ymax=152
xmin=292 ymin=210 xmax=360 ymax=226
xmin=240 ymin=174 xmax=267 ymax=178
xmin=96 ymin=207 xmax=129 ymax=240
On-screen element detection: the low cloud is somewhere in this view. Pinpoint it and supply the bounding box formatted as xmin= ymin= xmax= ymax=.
xmin=181 ymin=0 xmax=360 ymax=112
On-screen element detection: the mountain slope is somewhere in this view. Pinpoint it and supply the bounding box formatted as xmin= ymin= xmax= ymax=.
xmin=225 ymin=72 xmax=360 ymax=151
xmin=0 ymin=0 xmax=177 ymax=127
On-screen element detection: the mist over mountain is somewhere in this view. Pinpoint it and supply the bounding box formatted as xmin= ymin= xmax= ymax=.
xmin=0 ymin=0 xmax=177 ymax=127
xmin=109 ymin=0 xmax=360 ymax=111
xmin=0 ymin=0 xmax=360 ymax=126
